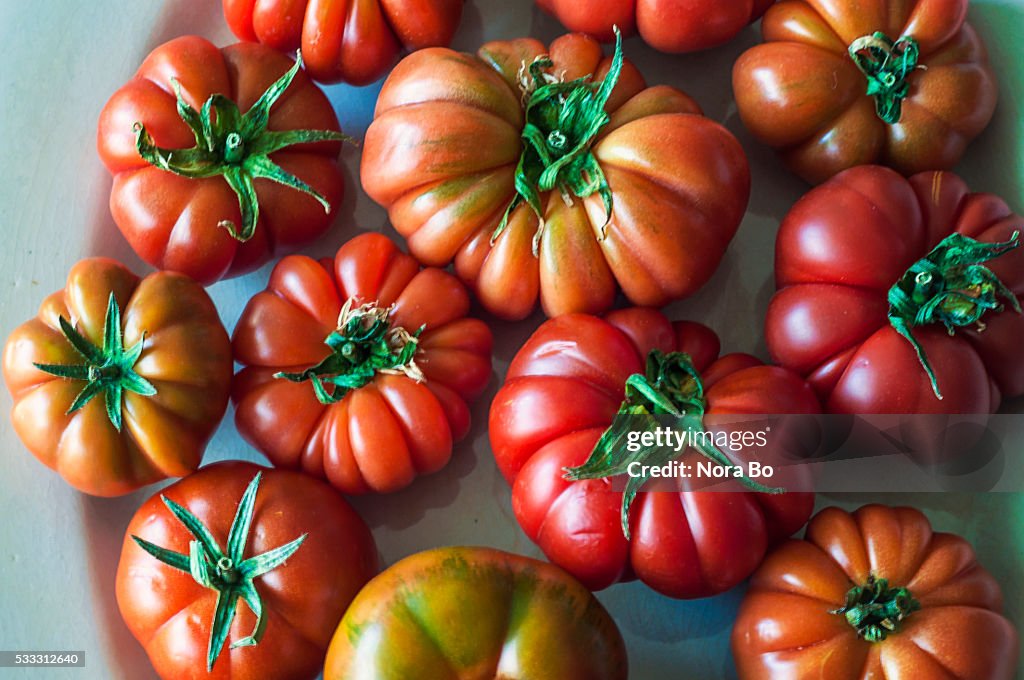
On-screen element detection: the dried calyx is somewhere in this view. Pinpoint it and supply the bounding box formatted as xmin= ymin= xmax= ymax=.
xmin=848 ymin=31 xmax=922 ymax=124
xmin=833 ymin=575 xmax=921 ymax=642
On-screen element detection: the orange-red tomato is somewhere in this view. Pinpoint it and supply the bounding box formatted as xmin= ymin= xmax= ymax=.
xmin=537 ymin=0 xmax=774 ymax=53
xmin=2 ymin=258 xmax=231 ymax=496
xmin=361 ymin=33 xmax=750 ymax=320
xmin=324 ymin=547 xmax=628 ymax=679
xmin=232 ymin=232 xmax=493 ymax=494
xmin=97 ymin=36 xmax=345 ymax=285
xmin=733 ymin=0 xmax=997 ymax=184
xmin=117 ymin=461 xmax=378 ymax=680
xmin=732 ymin=504 xmax=1020 ymax=679
xmin=223 ymin=0 xmax=463 ymax=85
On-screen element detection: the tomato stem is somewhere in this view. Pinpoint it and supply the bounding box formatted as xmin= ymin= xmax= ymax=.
xmin=32 ymin=293 xmax=156 ymax=432
xmin=132 ymin=52 xmax=353 ymax=242
xmin=274 ymin=299 xmax=426 ymax=404
xmin=848 ymin=32 xmax=921 ymax=124
xmin=493 ymin=27 xmax=624 ymax=256
xmin=131 ymin=472 xmax=307 ymax=671
xmin=563 ymin=350 xmax=784 ymax=539
xmin=833 ymin=575 xmax=920 ymax=642
xmin=888 ymin=231 xmax=1021 ymax=399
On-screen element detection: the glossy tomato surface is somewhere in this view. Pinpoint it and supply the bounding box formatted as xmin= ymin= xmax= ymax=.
xmin=732 ymin=504 xmax=1020 ymax=679
xmin=361 ymin=33 xmax=750 ymax=320
xmin=231 ymin=232 xmax=493 ymax=494
xmin=537 ymin=0 xmax=774 ymax=53
xmin=766 ymin=166 xmax=1024 ymax=414
xmin=324 ymin=546 xmax=628 ymax=679
xmin=2 ymin=258 xmax=231 ymax=496
xmin=117 ymin=460 xmax=378 ymax=680
xmin=97 ymin=36 xmax=344 ymax=284
xmin=733 ymin=0 xmax=998 ymax=184
xmin=489 ymin=307 xmax=820 ymax=598
xmin=223 ymin=0 xmax=462 ymax=85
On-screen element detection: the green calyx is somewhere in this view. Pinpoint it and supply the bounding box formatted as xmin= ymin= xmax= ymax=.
xmin=132 ymin=472 xmax=307 ymax=671
xmin=493 ymin=27 xmax=625 ymax=256
xmin=888 ymin=231 xmax=1021 ymax=400
xmin=848 ymin=32 xmax=921 ymax=124
xmin=133 ymin=52 xmax=351 ymax=242
xmin=33 ymin=293 xmax=156 ymax=432
xmin=275 ymin=299 xmax=425 ymax=404
xmin=832 ymin=575 xmax=921 ymax=642
xmin=563 ymin=350 xmax=783 ymax=539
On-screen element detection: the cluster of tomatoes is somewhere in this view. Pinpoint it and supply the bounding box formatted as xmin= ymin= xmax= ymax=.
xmin=3 ymin=0 xmax=1023 ymax=678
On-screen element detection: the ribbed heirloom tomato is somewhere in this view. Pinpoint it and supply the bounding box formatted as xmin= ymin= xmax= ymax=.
xmin=732 ymin=504 xmax=1020 ymax=679
xmin=537 ymin=0 xmax=775 ymax=53
xmin=117 ymin=461 xmax=378 ymax=680
xmin=2 ymin=258 xmax=231 ymax=496
xmin=324 ymin=547 xmax=628 ymax=679
xmin=232 ymin=232 xmax=493 ymax=494
xmin=489 ymin=308 xmax=821 ymax=598
xmin=733 ymin=0 xmax=997 ymax=184
xmin=361 ymin=32 xmax=751 ymax=320
xmin=223 ymin=0 xmax=462 ymax=85
xmin=98 ymin=36 xmax=346 ymax=285
xmin=766 ymin=166 xmax=1024 ymax=413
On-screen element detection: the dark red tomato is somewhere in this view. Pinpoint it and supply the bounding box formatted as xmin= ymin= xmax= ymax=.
xmin=97 ymin=36 xmax=346 ymax=285
xmin=766 ymin=166 xmax=1024 ymax=414
xmin=537 ymin=0 xmax=774 ymax=53
xmin=116 ymin=460 xmax=378 ymax=680
xmin=223 ymin=0 xmax=463 ymax=85
xmin=489 ymin=307 xmax=820 ymax=598
xmin=232 ymin=232 xmax=493 ymax=494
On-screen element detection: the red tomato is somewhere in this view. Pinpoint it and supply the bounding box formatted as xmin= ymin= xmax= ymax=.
xmin=2 ymin=258 xmax=231 ymax=496
xmin=766 ymin=166 xmax=1024 ymax=414
xmin=232 ymin=232 xmax=493 ymax=494
xmin=97 ymin=36 xmax=346 ymax=285
xmin=732 ymin=504 xmax=1020 ymax=679
xmin=537 ymin=0 xmax=774 ymax=53
xmin=361 ymin=32 xmax=750 ymax=320
xmin=732 ymin=0 xmax=998 ymax=184
xmin=223 ymin=0 xmax=463 ymax=85
xmin=489 ymin=308 xmax=820 ymax=598
xmin=117 ymin=460 xmax=379 ymax=680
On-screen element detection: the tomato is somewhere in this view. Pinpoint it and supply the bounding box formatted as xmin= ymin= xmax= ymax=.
xmin=223 ymin=0 xmax=463 ymax=85
xmin=117 ymin=460 xmax=378 ymax=679
xmin=361 ymin=32 xmax=750 ymax=320
xmin=97 ymin=36 xmax=346 ymax=285
xmin=2 ymin=258 xmax=231 ymax=497
xmin=489 ymin=307 xmax=820 ymax=598
xmin=766 ymin=166 xmax=1024 ymax=415
xmin=732 ymin=0 xmax=998 ymax=184
xmin=732 ymin=504 xmax=1020 ymax=679
xmin=323 ymin=546 xmax=628 ymax=679
xmin=537 ymin=0 xmax=774 ymax=53
xmin=231 ymin=232 xmax=493 ymax=494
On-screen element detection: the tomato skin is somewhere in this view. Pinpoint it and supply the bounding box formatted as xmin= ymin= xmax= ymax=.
xmin=2 ymin=258 xmax=231 ymax=497
xmin=766 ymin=166 xmax=1024 ymax=414
xmin=732 ymin=504 xmax=1020 ymax=679
xmin=537 ymin=0 xmax=774 ymax=53
xmin=223 ymin=0 xmax=462 ymax=85
xmin=116 ymin=460 xmax=378 ymax=680
xmin=361 ymin=33 xmax=751 ymax=320
xmin=732 ymin=0 xmax=997 ymax=184
xmin=489 ymin=308 xmax=820 ymax=598
xmin=323 ymin=546 xmax=628 ymax=679
xmin=97 ymin=36 xmax=345 ymax=285
xmin=231 ymin=232 xmax=493 ymax=494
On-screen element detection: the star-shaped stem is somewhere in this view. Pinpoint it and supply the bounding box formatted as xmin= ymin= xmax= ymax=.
xmin=848 ymin=32 xmax=922 ymax=124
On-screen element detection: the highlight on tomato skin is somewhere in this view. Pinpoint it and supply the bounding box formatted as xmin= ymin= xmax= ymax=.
xmin=1 ymin=257 xmax=232 ymax=497
xmin=731 ymin=504 xmax=1020 ymax=680
xmin=230 ymin=231 xmax=494 ymax=495
xmin=489 ymin=307 xmax=822 ymax=599
xmin=360 ymin=31 xmax=751 ymax=321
